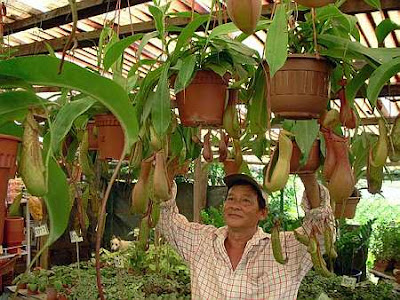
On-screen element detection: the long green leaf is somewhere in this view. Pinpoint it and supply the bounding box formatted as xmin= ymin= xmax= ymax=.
xmin=136 ymin=31 xmax=158 ymax=61
xmin=0 ymin=56 xmax=138 ymax=151
xmin=0 ymin=75 xmax=32 ymax=90
xmin=367 ymin=57 xmax=400 ymax=107
xmin=363 ymin=0 xmax=381 ymax=9
xmin=43 ymin=158 xmax=71 ymax=245
xmin=0 ymin=91 xmax=43 ymax=116
xmin=103 ymin=33 xmax=143 ymax=71
xmin=174 ymin=54 xmax=197 ymax=94
xmin=173 ymin=15 xmax=209 ymax=55
xmin=248 ymin=65 xmax=267 ymax=135
xmin=345 ymin=64 xmax=375 ymax=103
xmin=51 ymin=97 xmax=96 ymax=153
xmin=209 ymin=22 xmax=241 ymax=39
xmin=293 ymin=120 xmax=320 ymax=165
xmin=152 ymin=63 xmax=171 ymax=137
xmin=148 ymin=5 xmax=165 ymax=38
xmin=265 ymin=3 xmax=288 ymax=78
xmin=236 ymin=20 xmax=271 ymax=42
xmin=376 ymin=19 xmax=400 ymax=46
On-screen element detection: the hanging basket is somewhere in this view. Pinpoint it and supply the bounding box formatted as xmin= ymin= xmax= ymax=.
xmin=176 ymin=70 xmax=229 ymax=127
xmin=290 ymin=140 xmax=320 ymax=174
xmin=0 ymin=134 xmax=20 ymax=245
xmin=266 ymin=54 xmax=332 ymax=119
xmin=94 ymin=114 xmax=125 ymax=160
xmin=334 ymin=189 xmax=361 ymax=219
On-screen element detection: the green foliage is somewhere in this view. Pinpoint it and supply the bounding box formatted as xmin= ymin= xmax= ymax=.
xmin=298 ymin=270 xmax=397 ymax=300
xmin=370 ymin=221 xmax=400 ymax=262
xmin=201 ymin=205 xmax=225 ymax=228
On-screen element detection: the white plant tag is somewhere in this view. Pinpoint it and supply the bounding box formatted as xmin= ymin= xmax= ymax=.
xmin=341 ymin=275 xmax=357 ymax=289
xmin=114 ymin=256 xmax=125 ymax=268
xmin=34 ymin=224 xmax=49 ymax=237
xmin=69 ymin=230 xmax=83 ymax=243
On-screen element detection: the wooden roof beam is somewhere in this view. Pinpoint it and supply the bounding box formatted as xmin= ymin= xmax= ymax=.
xmin=6 ymin=0 xmax=150 ymax=35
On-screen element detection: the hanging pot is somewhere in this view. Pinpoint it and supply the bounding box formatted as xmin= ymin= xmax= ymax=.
xmin=4 ymin=217 xmax=24 ymax=253
xmin=176 ymin=70 xmax=229 ymax=127
xmin=94 ymin=114 xmax=125 ymax=160
xmin=294 ymin=0 xmax=335 ymax=7
xmin=87 ymin=121 xmax=98 ymax=150
xmin=266 ymin=54 xmax=332 ymax=119
xmin=290 ymin=140 xmax=320 ymax=174
xmin=0 ymin=134 xmax=20 ymax=245
xmin=373 ymin=259 xmax=390 ymax=273
xmin=334 ymin=188 xmax=360 ymax=219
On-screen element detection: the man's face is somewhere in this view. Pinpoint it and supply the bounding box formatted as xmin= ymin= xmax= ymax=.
xmin=223 ymin=185 xmax=267 ymax=229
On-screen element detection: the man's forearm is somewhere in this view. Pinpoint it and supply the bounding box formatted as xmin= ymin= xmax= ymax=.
xmin=299 ymin=173 xmax=321 ymax=209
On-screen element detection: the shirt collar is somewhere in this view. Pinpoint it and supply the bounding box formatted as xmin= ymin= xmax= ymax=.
xmin=214 ymin=226 xmax=270 ymax=246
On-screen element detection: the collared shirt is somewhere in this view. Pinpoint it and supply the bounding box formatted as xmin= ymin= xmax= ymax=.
xmin=157 ymin=183 xmax=334 ymax=300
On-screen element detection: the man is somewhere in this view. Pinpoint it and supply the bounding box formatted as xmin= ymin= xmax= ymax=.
xmin=157 ymin=173 xmax=334 ymax=299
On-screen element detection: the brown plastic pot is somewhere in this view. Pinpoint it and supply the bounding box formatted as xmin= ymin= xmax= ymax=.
xmin=223 ymin=159 xmax=240 ymax=176
xmin=334 ymin=195 xmax=360 ymax=219
xmin=373 ymin=259 xmax=390 ymax=273
xmin=87 ymin=121 xmax=98 ymax=150
xmin=176 ymin=70 xmax=229 ymax=127
xmin=294 ymin=0 xmax=335 ymax=7
xmin=4 ymin=217 xmax=24 ymax=253
xmin=266 ymin=54 xmax=332 ymax=119
xmin=94 ymin=114 xmax=125 ymax=160
xmin=290 ymin=140 xmax=320 ymax=174
xmin=0 ymin=134 xmax=20 ymax=245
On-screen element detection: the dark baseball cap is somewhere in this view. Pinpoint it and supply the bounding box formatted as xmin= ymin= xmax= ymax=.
xmin=224 ymin=174 xmax=267 ymax=208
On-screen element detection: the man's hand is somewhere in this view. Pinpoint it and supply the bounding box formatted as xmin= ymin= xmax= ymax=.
xmin=299 ymin=173 xmax=321 ymax=209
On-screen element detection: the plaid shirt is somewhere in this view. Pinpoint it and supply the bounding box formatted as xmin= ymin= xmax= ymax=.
xmin=158 ymin=183 xmax=334 ymax=300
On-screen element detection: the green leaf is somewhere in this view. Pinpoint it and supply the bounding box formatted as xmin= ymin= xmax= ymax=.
xmin=51 ymin=97 xmax=96 ymax=153
xmin=292 ymin=120 xmax=320 ymax=165
xmin=209 ymin=22 xmax=241 ymax=39
xmin=174 ymin=54 xmax=197 ymax=94
xmin=103 ymin=33 xmax=143 ymax=71
xmin=236 ymin=20 xmax=271 ymax=42
xmin=43 ymin=158 xmax=71 ymax=245
xmin=0 ymin=75 xmax=33 ymax=90
xmin=345 ymin=64 xmax=375 ymax=103
xmin=0 ymin=56 xmax=138 ymax=152
xmin=363 ymin=0 xmax=381 ymax=9
xmin=367 ymin=57 xmax=400 ymax=107
xmin=265 ymin=3 xmax=288 ymax=78
xmin=170 ymin=130 xmax=184 ymax=157
xmin=0 ymin=122 xmax=23 ymax=138
xmin=173 ymin=15 xmax=209 ymax=55
xmin=148 ymin=5 xmax=165 ymax=38
xmin=252 ymin=135 xmax=269 ymax=161
xmin=135 ymin=31 xmax=158 ymax=61
xmin=152 ymin=63 xmax=171 ymax=137
xmin=0 ymin=91 xmax=43 ymax=116
xmin=248 ymin=65 xmax=267 ymax=135
xmin=376 ymin=19 xmax=400 ymax=46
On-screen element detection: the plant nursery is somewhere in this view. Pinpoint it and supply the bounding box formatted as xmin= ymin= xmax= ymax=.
xmin=0 ymin=0 xmax=400 ymax=299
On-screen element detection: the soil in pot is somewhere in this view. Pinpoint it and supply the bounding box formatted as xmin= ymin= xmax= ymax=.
xmin=290 ymin=140 xmax=320 ymax=174
xmin=94 ymin=114 xmax=125 ymax=160
xmin=0 ymin=134 xmax=20 ymax=245
xmin=4 ymin=217 xmax=25 ymax=253
xmin=176 ymin=70 xmax=229 ymax=127
xmin=266 ymin=55 xmax=332 ymax=119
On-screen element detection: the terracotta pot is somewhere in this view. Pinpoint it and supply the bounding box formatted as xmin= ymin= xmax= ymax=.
xmin=223 ymin=159 xmax=240 ymax=176
xmin=290 ymin=140 xmax=320 ymax=174
xmin=87 ymin=121 xmax=98 ymax=150
xmin=334 ymin=195 xmax=360 ymax=219
xmin=266 ymin=54 xmax=332 ymax=119
xmin=94 ymin=114 xmax=125 ymax=160
xmin=373 ymin=259 xmax=390 ymax=273
xmin=0 ymin=134 xmax=20 ymax=245
xmin=4 ymin=217 xmax=24 ymax=253
xmin=294 ymin=0 xmax=335 ymax=7
xmin=176 ymin=70 xmax=229 ymax=127
xmin=58 ymin=294 xmax=68 ymax=300
xmin=46 ymin=287 xmax=58 ymax=300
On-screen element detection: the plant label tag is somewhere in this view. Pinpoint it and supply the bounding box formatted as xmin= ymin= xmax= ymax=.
xmin=0 ymin=245 xmax=3 ymax=255
xmin=317 ymin=292 xmax=331 ymax=300
xmin=114 ymin=256 xmax=125 ymax=268
xmin=69 ymin=231 xmax=83 ymax=243
xmin=341 ymin=275 xmax=357 ymax=289
xmin=34 ymin=224 xmax=49 ymax=238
